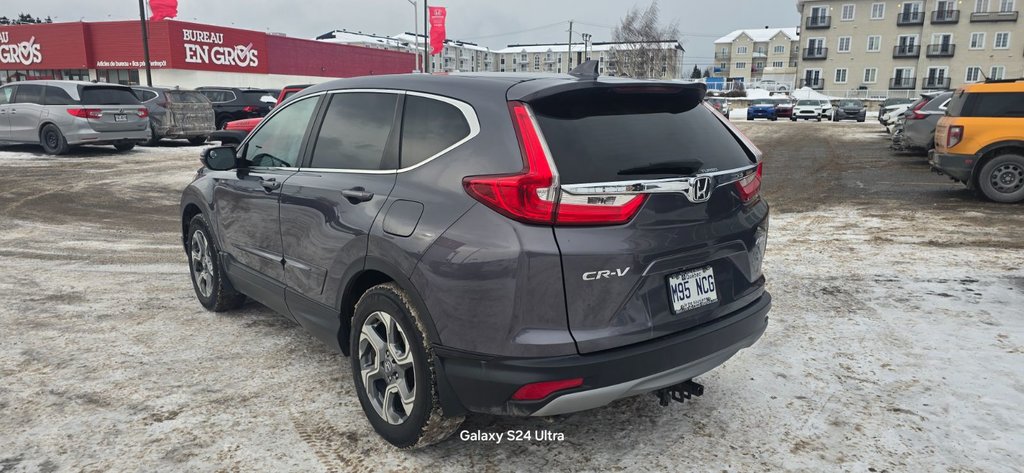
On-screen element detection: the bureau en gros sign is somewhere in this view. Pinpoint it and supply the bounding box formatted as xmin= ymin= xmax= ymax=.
xmin=0 ymin=33 xmax=44 ymax=66
xmin=182 ymin=29 xmax=259 ymax=68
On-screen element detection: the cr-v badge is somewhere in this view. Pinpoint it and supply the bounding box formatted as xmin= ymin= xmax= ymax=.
xmin=582 ymin=267 xmax=631 ymax=281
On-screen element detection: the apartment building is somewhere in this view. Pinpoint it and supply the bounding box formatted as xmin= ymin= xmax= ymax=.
xmin=316 ymin=30 xmax=495 ymax=73
xmin=494 ymin=40 xmax=686 ymax=79
xmin=796 ymin=0 xmax=1022 ymax=93
xmin=713 ymin=27 xmax=800 ymax=86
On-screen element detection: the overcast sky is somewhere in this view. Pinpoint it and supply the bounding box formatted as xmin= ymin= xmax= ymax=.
xmin=4 ymin=0 xmax=798 ymax=71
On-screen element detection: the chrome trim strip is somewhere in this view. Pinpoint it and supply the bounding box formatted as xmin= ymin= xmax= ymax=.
xmin=560 ymin=163 xmax=759 ymax=197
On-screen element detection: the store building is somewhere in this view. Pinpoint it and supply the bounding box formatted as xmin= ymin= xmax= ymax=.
xmin=0 ymin=20 xmax=415 ymax=88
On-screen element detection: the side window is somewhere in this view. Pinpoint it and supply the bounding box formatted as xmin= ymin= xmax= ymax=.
xmin=14 ymin=84 xmax=43 ymax=105
xmin=200 ymin=90 xmax=224 ymax=103
xmin=43 ymin=86 xmax=76 ymax=106
xmin=133 ymin=89 xmax=158 ymax=102
xmin=400 ymin=95 xmax=472 ymax=168
xmin=0 ymin=86 xmax=15 ymax=105
xmin=242 ymin=97 xmax=319 ymax=168
xmin=309 ymin=92 xmax=399 ymax=170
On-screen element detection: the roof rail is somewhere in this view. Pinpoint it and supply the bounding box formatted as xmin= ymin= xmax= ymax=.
xmin=983 ymin=77 xmax=1024 ymax=83
xmin=568 ymin=60 xmax=600 ymax=80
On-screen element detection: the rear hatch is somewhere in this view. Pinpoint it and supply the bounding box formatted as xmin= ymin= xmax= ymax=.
xmin=165 ymin=91 xmax=216 ymax=133
xmin=511 ymin=82 xmax=767 ymax=353
xmin=241 ymin=90 xmax=278 ymax=116
xmin=77 ymin=86 xmax=147 ymax=132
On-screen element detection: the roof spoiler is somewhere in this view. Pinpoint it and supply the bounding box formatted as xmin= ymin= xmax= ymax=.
xmin=569 ymin=60 xmax=600 ymax=80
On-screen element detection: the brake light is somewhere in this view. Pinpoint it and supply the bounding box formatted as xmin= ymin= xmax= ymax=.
xmin=736 ymin=162 xmax=763 ymax=203
xmin=511 ymin=378 xmax=584 ymax=401
xmin=463 ymin=102 xmax=645 ymax=226
xmin=66 ymin=108 xmax=103 ymax=119
xmin=136 ymin=108 xmax=149 ymax=118
xmin=947 ymin=125 xmax=964 ymax=148
xmin=909 ymin=100 xmax=929 ymax=120
xmin=242 ymin=106 xmax=258 ymax=113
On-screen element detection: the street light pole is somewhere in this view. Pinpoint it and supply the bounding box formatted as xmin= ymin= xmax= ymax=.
xmin=137 ymin=0 xmax=153 ymax=86
xmin=423 ymin=0 xmax=430 ymax=73
xmin=407 ymin=0 xmax=420 ymax=72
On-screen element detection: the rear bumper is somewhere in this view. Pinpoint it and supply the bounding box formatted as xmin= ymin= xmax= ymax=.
xmin=65 ymin=129 xmax=150 ymax=146
xmin=435 ymin=291 xmax=771 ymax=417
xmin=930 ymin=151 xmax=975 ymax=182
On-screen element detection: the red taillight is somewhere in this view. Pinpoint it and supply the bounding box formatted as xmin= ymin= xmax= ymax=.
xmin=242 ymin=106 xmax=258 ymax=113
xmin=947 ymin=125 xmax=964 ymax=148
xmin=67 ymin=108 xmax=102 ymax=119
xmin=463 ymin=102 xmax=645 ymax=226
xmin=909 ymin=100 xmax=929 ymax=120
xmin=511 ymin=378 xmax=584 ymax=401
xmin=736 ymin=162 xmax=763 ymax=203
xmin=136 ymin=108 xmax=149 ymax=118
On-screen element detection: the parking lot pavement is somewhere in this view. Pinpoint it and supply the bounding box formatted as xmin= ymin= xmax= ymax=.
xmin=1 ymin=126 xmax=1022 ymax=472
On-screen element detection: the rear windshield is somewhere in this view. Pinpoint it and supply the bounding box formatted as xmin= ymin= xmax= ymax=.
xmin=797 ymin=100 xmax=818 ymax=105
xmin=531 ymin=88 xmax=755 ymax=185
xmin=166 ymin=91 xmax=210 ymax=103
xmin=79 ymin=86 xmax=141 ymax=105
xmin=751 ymin=99 xmax=774 ymax=105
xmin=243 ymin=90 xmax=277 ymax=104
xmin=946 ymin=91 xmax=1024 ymax=118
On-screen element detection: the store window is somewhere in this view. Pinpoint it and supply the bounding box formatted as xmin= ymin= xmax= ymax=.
xmin=96 ymin=70 xmax=140 ymax=86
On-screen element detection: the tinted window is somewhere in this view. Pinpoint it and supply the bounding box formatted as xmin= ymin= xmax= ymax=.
xmin=401 ymin=95 xmax=471 ymax=168
xmin=310 ymin=93 xmax=398 ymax=170
xmin=243 ymin=97 xmax=319 ymax=168
xmin=80 ymin=86 xmax=141 ymax=105
xmin=243 ymin=91 xmax=277 ymax=104
xmin=839 ymin=100 xmax=863 ymax=108
xmin=0 ymin=86 xmax=15 ymax=105
xmin=200 ymin=90 xmax=231 ymax=103
xmin=43 ymin=86 xmax=76 ymax=105
xmin=948 ymin=92 xmax=1024 ymax=118
xmin=133 ymin=89 xmax=159 ymax=102
xmin=14 ymin=84 xmax=43 ymax=105
xmin=532 ymin=89 xmax=754 ymax=185
xmin=797 ymin=100 xmax=818 ymax=105
xmin=166 ymin=91 xmax=209 ymax=104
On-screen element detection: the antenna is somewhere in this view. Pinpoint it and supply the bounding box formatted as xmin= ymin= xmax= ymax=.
xmin=569 ymin=59 xmax=600 ymax=80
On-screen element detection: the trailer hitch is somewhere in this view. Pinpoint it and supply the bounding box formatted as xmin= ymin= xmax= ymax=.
xmin=655 ymin=380 xmax=704 ymax=406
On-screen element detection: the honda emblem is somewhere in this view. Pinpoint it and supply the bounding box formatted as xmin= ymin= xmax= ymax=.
xmin=688 ymin=177 xmax=713 ymax=203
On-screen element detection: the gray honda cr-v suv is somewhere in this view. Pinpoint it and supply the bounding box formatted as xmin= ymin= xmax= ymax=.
xmin=180 ymin=63 xmax=771 ymax=448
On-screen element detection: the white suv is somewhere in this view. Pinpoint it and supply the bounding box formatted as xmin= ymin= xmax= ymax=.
xmin=792 ymin=99 xmax=824 ymax=121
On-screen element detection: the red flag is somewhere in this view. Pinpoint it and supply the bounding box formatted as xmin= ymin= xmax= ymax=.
xmin=429 ymin=7 xmax=447 ymax=56
xmin=149 ymin=0 xmax=178 ymax=21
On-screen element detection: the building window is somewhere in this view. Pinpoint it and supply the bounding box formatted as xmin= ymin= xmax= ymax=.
xmin=841 ymin=4 xmax=856 ymax=20
xmin=774 ymin=45 xmax=785 ymax=53
xmin=867 ymin=35 xmax=882 ymax=52
xmin=999 ymin=0 xmax=1014 ymax=11
xmin=990 ymin=65 xmax=1005 ymax=80
xmin=521 ymin=53 xmax=528 ymax=62
xmin=994 ymin=32 xmax=1010 ymax=49
xmin=772 ymin=61 xmax=785 ymax=68
xmin=720 ymin=62 xmax=727 ymax=70
xmin=863 ymin=68 xmax=878 ymax=83
xmin=834 ymin=68 xmax=848 ymax=83
xmin=736 ymin=62 xmax=747 ymax=69
xmin=97 ymin=69 xmax=140 ymax=86
xmin=736 ymin=46 xmax=748 ymax=54
xmin=837 ymin=36 xmax=852 ymax=52
xmin=975 ymin=0 xmax=989 ymax=12
xmin=970 ymin=32 xmax=987 ymax=49
xmin=965 ymin=66 xmax=983 ymax=82
xmin=871 ymin=2 xmax=886 ymax=19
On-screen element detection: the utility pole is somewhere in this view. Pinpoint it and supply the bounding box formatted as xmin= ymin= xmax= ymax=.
xmin=137 ymin=0 xmax=153 ymax=86
xmin=567 ymin=20 xmax=573 ymax=70
xmin=423 ymin=0 xmax=430 ymax=73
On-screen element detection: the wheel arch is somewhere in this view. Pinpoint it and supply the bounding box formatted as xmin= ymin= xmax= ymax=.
xmin=181 ymin=202 xmax=203 ymax=250
xmin=971 ymin=141 xmax=1024 ymax=188
xmin=37 ymin=121 xmax=61 ymax=138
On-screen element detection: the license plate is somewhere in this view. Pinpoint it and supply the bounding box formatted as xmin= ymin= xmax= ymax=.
xmin=114 ymin=114 xmax=128 ymax=122
xmin=667 ymin=266 xmax=718 ymax=314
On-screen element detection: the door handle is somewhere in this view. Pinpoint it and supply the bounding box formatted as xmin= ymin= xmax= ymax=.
xmin=259 ymin=177 xmax=281 ymax=191
xmin=341 ymin=188 xmax=374 ymax=203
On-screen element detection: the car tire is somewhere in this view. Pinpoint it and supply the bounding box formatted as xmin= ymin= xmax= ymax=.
xmin=188 ymin=136 xmax=208 ymax=146
xmin=770 ymin=116 xmax=778 ymax=121
xmin=791 ymin=117 xmax=796 ymax=121
xmin=114 ymin=143 xmax=136 ymax=152
xmin=816 ymin=116 xmax=822 ymax=122
xmin=747 ymin=117 xmax=753 ymax=121
xmin=144 ymin=127 xmax=161 ymax=146
xmin=350 ymin=283 xmax=464 ymax=449
xmin=977 ymin=153 xmax=1024 ymax=203
xmin=725 ymin=112 xmax=730 ymax=119
xmin=39 ymin=124 xmax=70 ymax=155
xmin=186 ymin=214 xmax=246 ymax=312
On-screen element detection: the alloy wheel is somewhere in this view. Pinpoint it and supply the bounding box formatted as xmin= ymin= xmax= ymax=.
xmin=190 ymin=230 xmax=214 ymax=298
xmin=358 ymin=310 xmax=416 ymax=425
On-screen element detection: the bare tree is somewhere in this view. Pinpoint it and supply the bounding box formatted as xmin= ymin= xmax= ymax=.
xmin=610 ymin=1 xmax=680 ymax=79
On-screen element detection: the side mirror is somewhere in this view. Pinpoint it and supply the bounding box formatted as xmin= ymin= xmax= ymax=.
xmin=201 ymin=146 xmax=240 ymax=171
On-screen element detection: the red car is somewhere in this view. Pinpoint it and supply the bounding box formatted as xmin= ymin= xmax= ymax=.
xmin=222 ymin=84 xmax=312 ymax=133
xmin=773 ymin=97 xmax=795 ymax=118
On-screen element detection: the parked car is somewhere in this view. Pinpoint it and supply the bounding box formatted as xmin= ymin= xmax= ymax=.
xmin=832 ymin=99 xmax=867 ymax=122
xmin=196 ymin=87 xmax=279 ymax=129
xmin=818 ymin=99 xmax=834 ymax=119
xmin=132 ymin=86 xmax=216 ymax=145
xmin=880 ymin=104 xmax=913 ymax=131
xmin=750 ymin=80 xmax=789 ymax=92
xmin=773 ymin=97 xmax=795 ymax=119
xmin=180 ymin=66 xmax=771 ymax=448
xmin=0 ymin=80 xmax=149 ymax=155
xmin=706 ymin=97 xmax=731 ymax=119
xmin=895 ymin=91 xmax=952 ymax=152
xmin=931 ymin=78 xmax=1024 ymax=203
xmin=220 ymin=84 xmax=313 ymax=135
xmin=792 ymin=99 xmax=824 ymax=121
xmin=747 ymin=98 xmax=778 ymax=121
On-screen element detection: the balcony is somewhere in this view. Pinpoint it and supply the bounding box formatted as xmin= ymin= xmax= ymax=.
xmin=893 ymin=45 xmax=921 ymax=58
xmin=805 ymin=15 xmax=831 ymax=29
xmin=926 ymin=43 xmax=956 ymax=57
xmin=922 ymin=77 xmax=952 ymax=89
xmin=800 ymin=78 xmax=824 ymax=90
xmin=897 ymin=11 xmax=926 ymax=25
xmin=889 ymin=77 xmax=917 ymax=89
xmin=803 ymin=47 xmax=828 ymax=60
xmin=931 ymin=9 xmax=960 ymax=23
xmin=970 ymin=10 xmax=1019 ymax=22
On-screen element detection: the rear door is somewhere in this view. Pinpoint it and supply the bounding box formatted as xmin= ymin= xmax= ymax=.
xmin=0 ymin=85 xmax=15 ymax=140
xmin=8 ymin=84 xmax=44 ymax=142
xmin=78 ymin=86 xmax=147 ymax=132
xmin=523 ymin=85 xmax=767 ymax=353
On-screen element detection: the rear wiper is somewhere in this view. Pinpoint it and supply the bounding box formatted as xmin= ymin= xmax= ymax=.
xmin=617 ymin=160 xmax=704 ymax=176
